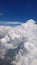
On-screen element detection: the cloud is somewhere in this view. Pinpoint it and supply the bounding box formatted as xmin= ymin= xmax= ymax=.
xmin=0 ymin=21 xmax=22 ymax=25
xmin=0 ymin=19 xmax=37 ymax=65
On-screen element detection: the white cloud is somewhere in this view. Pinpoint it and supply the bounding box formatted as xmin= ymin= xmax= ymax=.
xmin=0 ymin=19 xmax=37 ymax=65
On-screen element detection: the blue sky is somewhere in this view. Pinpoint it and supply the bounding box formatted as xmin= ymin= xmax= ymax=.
xmin=0 ymin=0 xmax=37 ymax=26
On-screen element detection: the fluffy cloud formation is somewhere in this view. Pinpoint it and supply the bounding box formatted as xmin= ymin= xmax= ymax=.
xmin=0 ymin=19 xmax=37 ymax=65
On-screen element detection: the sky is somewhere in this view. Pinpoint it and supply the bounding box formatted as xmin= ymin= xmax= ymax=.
xmin=0 ymin=0 xmax=37 ymax=26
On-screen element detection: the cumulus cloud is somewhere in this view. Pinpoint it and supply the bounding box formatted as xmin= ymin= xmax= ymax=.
xmin=0 ymin=19 xmax=37 ymax=65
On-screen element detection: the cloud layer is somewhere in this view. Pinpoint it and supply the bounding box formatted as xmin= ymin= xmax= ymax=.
xmin=0 ymin=19 xmax=37 ymax=65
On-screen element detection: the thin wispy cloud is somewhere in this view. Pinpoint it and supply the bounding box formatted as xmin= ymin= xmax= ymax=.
xmin=0 ymin=21 xmax=22 ymax=25
xmin=0 ymin=13 xmax=3 ymax=16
